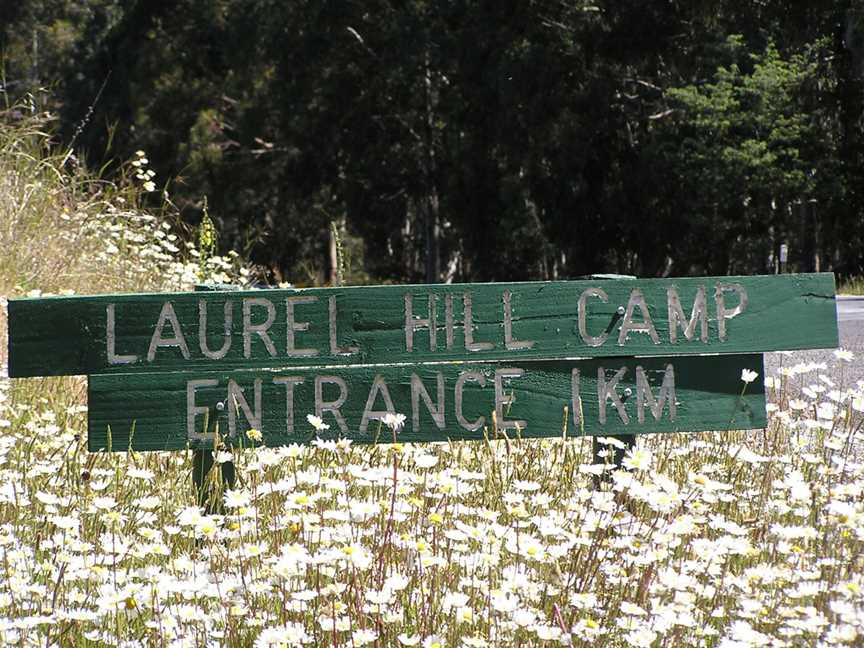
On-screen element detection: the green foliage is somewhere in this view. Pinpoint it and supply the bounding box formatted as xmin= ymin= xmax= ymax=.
xmin=839 ymin=276 xmax=864 ymax=295
xmin=0 ymin=104 xmax=250 ymax=299
xmin=197 ymin=197 xmax=218 ymax=282
xmin=651 ymin=37 xmax=831 ymax=273
xmin=2 ymin=1 xmax=862 ymax=281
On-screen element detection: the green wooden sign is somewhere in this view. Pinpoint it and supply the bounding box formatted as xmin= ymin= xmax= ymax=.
xmin=8 ymin=273 xmax=837 ymax=378
xmin=5 ymin=273 xmax=837 ymax=452
xmin=88 ymin=355 xmax=766 ymax=451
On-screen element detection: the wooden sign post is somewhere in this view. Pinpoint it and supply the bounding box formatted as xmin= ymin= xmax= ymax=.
xmin=6 ymin=273 xmax=838 ymax=454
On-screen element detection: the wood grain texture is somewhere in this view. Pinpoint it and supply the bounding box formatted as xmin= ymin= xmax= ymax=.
xmin=9 ymin=273 xmax=835 ymax=377
xmin=88 ymin=355 xmax=766 ymax=452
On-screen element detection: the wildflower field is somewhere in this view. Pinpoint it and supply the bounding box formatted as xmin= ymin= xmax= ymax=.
xmin=2 ymin=111 xmax=864 ymax=647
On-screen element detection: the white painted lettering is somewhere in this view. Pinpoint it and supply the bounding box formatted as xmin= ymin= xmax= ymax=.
xmin=329 ymin=296 xmax=358 ymax=355
xmin=404 ymin=294 xmax=437 ymax=352
xmin=359 ymin=374 xmax=396 ymax=434
xmin=618 ymin=288 xmax=660 ymax=345
xmin=463 ymin=292 xmax=494 ymax=351
xmin=315 ymin=375 xmax=349 ymax=433
xmin=578 ymin=288 xmax=609 ymax=347
xmin=636 ymin=364 xmax=676 ymax=423
xmin=147 ymin=302 xmax=191 ymax=361
xmin=273 ymin=376 xmax=304 ymax=435
xmin=444 ymin=294 xmax=455 ymax=350
xmin=242 ymin=298 xmax=277 ymax=358
xmin=106 ymin=303 xmax=138 ymax=364
xmin=503 ymin=290 xmax=535 ymax=351
xmin=227 ymin=378 xmax=262 ymax=438
xmin=570 ymin=368 xmax=581 ymax=429
xmin=286 ymin=296 xmax=318 ymax=357
xmin=667 ymin=286 xmax=708 ymax=343
xmin=411 ymin=372 xmax=445 ymax=431
xmin=494 ymin=368 xmax=527 ymax=432
xmin=198 ymin=300 xmax=232 ymax=360
xmin=187 ymin=378 xmax=218 ymax=441
xmin=455 ymin=371 xmax=486 ymax=431
xmin=598 ymin=366 xmax=629 ymax=425
xmin=715 ymin=283 xmax=748 ymax=341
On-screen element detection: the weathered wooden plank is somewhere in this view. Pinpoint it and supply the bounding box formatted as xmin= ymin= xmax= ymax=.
xmin=10 ymin=273 xmax=835 ymax=377
xmin=87 ymin=355 xmax=766 ymax=451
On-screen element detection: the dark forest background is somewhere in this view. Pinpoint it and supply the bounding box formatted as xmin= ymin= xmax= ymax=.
xmin=3 ymin=1 xmax=864 ymax=285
